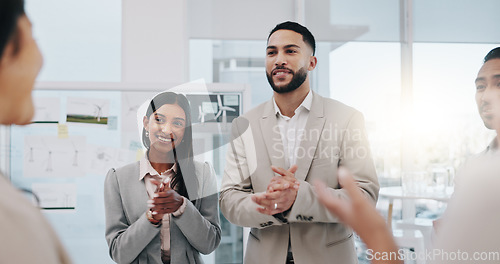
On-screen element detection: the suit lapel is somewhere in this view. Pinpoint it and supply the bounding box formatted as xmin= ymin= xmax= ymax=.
xmin=130 ymin=162 xmax=159 ymax=230
xmin=259 ymin=100 xmax=286 ymax=170
xmin=131 ymin=180 xmax=152 ymax=223
xmin=294 ymin=93 xmax=325 ymax=181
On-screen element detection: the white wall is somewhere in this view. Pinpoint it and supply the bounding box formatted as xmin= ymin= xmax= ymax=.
xmin=122 ymin=0 xmax=189 ymax=83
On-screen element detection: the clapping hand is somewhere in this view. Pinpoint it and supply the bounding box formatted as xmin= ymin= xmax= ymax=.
xmin=148 ymin=178 xmax=183 ymax=218
xmin=252 ymin=165 xmax=300 ymax=215
xmin=314 ymin=167 xmax=402 ymax=264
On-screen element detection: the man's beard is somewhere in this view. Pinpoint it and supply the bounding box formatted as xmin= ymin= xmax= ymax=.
xmin=266 ymin=66 xmax=308 ymax=94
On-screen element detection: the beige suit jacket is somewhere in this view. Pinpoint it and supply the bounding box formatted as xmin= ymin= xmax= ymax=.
xmin=0 ymin=173 xmax=72 ymax=264
xmin=220 ymin=92 xmax=379 ymax=264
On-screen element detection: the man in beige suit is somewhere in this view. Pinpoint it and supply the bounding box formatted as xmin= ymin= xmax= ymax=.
xmin=219 ymin=21 xmax=379 ymax=264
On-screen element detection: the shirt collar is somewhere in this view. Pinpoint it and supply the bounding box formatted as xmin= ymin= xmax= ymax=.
xmin=486 ymin=137 xmax=498 ymax=153
xmin=273 ymin=90 xmax=313 ymax=119
xmin=139 ymin=153 xmax=177 ymax=181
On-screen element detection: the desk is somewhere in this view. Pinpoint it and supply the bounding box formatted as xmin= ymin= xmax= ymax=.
xmin=380 ymin=186 xmax=454 ymax=260
xmin=379 ymin=186 xmax=454 ymax=228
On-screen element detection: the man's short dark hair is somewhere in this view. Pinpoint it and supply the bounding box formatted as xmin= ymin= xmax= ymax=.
xmin=484 ymin=47 xmax=500 ymax=63
xmin=268 ymin=21 xmax=316 ymax=55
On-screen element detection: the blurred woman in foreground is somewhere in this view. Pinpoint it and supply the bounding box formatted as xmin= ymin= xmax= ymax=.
xmin=0 ymin=0 xmax=72 ymax=263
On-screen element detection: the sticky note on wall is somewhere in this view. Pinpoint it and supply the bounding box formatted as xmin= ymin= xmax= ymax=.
xmin=58 ymin=124 xmax=69 ymax=138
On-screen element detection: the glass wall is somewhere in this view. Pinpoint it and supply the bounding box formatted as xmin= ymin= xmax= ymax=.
xmin=412 ymin=43 xmax=497 ymax=169
xmin=329 ymin=42 xmax=402 ymax=181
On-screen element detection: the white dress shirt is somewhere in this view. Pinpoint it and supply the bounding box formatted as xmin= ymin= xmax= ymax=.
xmin=273 ymin=90 xmax=313 ymax=168
xmin=139 ymin=155 xmax=187 ymax=257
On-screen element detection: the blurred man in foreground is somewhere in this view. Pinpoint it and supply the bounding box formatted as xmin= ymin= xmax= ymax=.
xmin=315 ymin=47 xmax=500 ymax=264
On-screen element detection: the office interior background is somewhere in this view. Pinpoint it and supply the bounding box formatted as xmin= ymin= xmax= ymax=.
xmin=0 ymin=0 xmax=499 ymax=263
